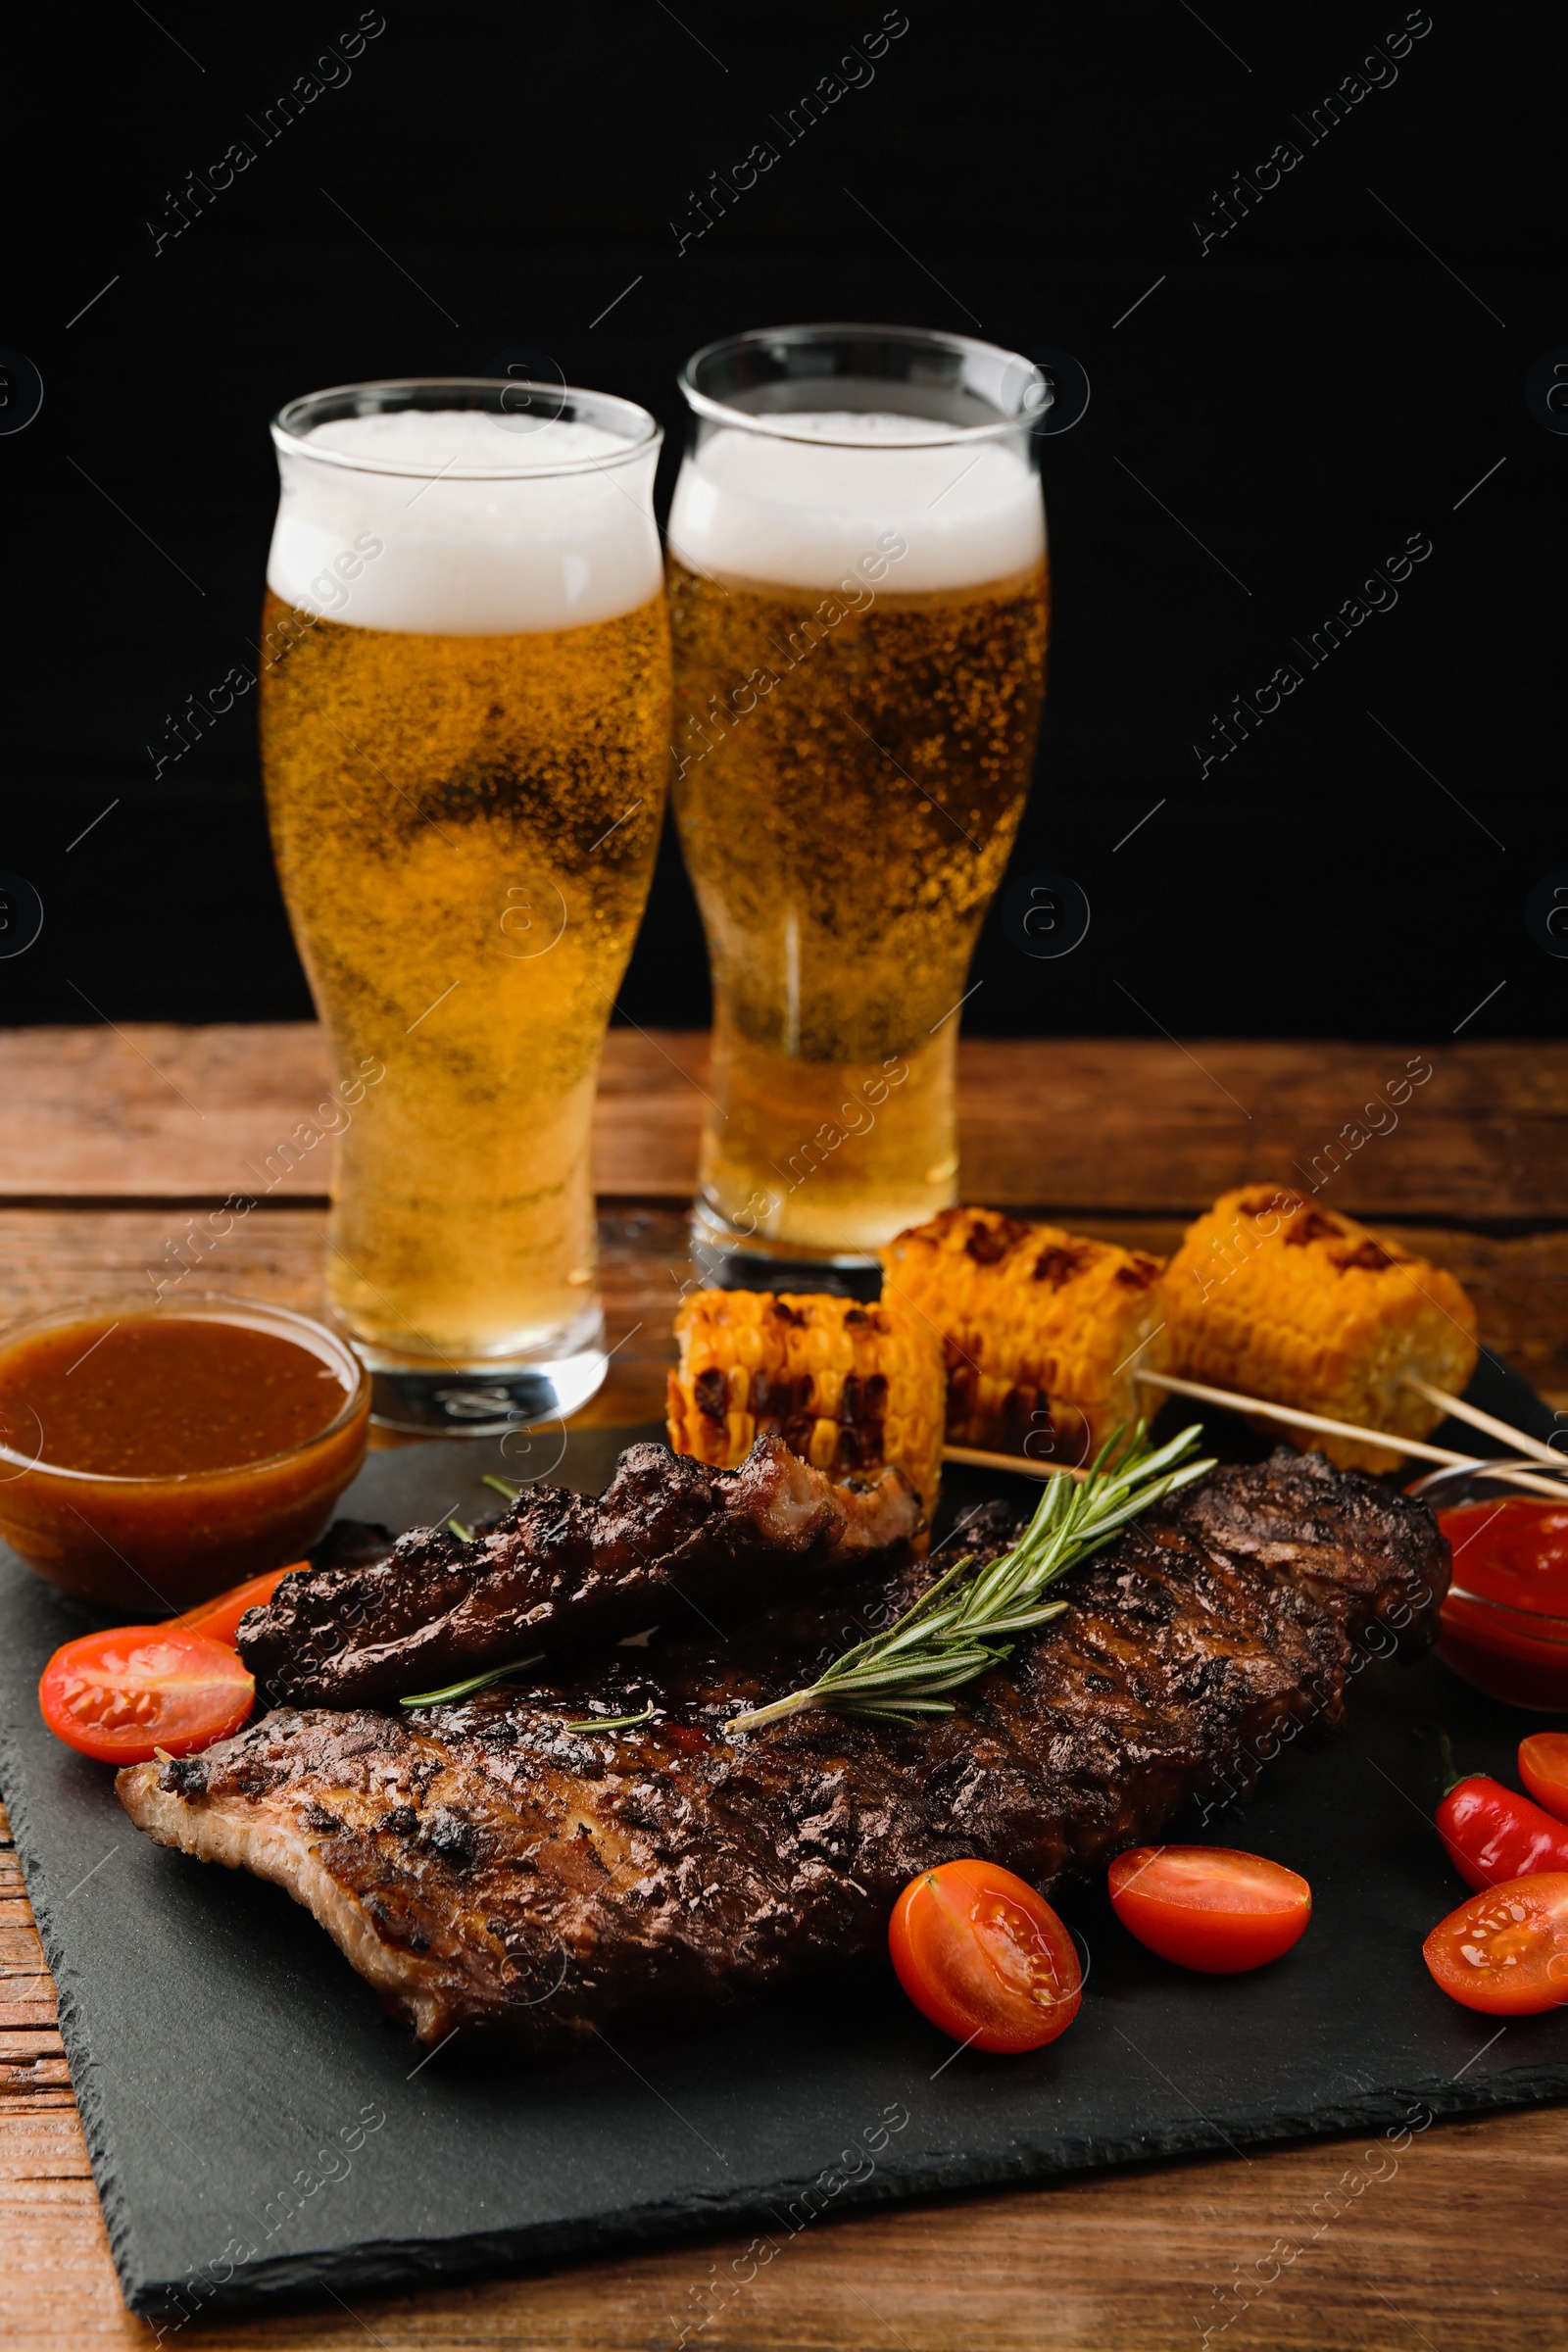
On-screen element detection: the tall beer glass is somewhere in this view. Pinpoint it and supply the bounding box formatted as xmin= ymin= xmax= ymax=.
xmin=260 ymin=379 xmax=669 ymax=1430
xmin=667 ymin=325 xmax=1050 ymax=1284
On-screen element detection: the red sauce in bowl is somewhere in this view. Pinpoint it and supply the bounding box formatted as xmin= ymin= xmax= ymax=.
xmin=1437 ymin=1497 xmax=1568 ymax=1709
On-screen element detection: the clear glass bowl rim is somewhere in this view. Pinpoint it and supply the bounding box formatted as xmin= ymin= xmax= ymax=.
xmin=1409 ymin=1454 xmax=1568 ymax=1631
xmin=270 ymin=377 xmax=663 ymax=480
xmin=0 ymin=1292 xmax=371 ymax=1484
xmin=1442 ymin=1588 xmax=1568 ymax=1645
xmin=677 ymin=320 xmax=1050 ymax=448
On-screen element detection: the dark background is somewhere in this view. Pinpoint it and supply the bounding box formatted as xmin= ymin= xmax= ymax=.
xmin=1 ymin=2 xmax=1559 ymax=1041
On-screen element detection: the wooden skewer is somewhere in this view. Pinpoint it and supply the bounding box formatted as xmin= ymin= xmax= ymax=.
xmin=1402 ymin=1375 xmax=1566 ymax=1470
xmin=1133 ymin=1368 xmax=1568 ymax=1500
xmin=1135 ymin=1369 xmax=1462 ymax=1465
xmin=942 ymin=1443 xmax=1087 ymax=1484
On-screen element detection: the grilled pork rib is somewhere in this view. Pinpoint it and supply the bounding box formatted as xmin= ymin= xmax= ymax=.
xmin=120 ymin=1451 xmax=1446 ymax=2045
xmin=238 ymin=1435 xmax=921 ymax=1708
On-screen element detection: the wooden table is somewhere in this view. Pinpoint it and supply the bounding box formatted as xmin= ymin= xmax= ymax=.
xmin=5 ymin=1026 xmax=1568 ymax=2351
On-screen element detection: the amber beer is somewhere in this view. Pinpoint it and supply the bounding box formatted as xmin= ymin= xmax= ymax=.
xmin=259 ymin=384 xmax=669 ymax=1412
xmin=669 ymin=329 xmax=1050 ymax=1262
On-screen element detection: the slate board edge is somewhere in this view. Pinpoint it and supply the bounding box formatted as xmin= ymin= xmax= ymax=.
xmin=0 ymin=1704 xmax=144 ymax=2305
xmin=120 ymin=2060 xmax=1568 ymax=2322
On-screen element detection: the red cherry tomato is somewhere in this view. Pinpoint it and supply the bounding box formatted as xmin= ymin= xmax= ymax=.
xmin=38 ymin=1628 xmax=255 ymax=1764
xmin=169 ymin=1561 xmax=301 ymax=1647
xmin=1108 ymin=1845 xmax=1312 ymax=1973
xmin=888 ymin=1859 xmax=1082 ymax=2053
xmin=1518 ymin=1734 xmax=1568 ymax=1826
xmin=1423 ymin=1871 xmax=1568 ymax=2015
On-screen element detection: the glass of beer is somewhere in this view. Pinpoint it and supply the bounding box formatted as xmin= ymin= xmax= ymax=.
xmin=667 ymin=324 xmax=1050 ymax=1285
xmin=259 ymin=379 xmax=669 ymax=1431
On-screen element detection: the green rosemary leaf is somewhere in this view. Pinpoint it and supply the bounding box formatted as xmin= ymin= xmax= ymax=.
xmin=399 ymin=1652 xmax=544 ymax=1708
xmin=961 ymin=1600 xmax=1070 ymax=1639
xmin=447 ymin=1517 xmax=473 ymax=1544
xmin=563 ymin=1700 xmax=657 ymax=1736
xmin=816 ymin=1646 xmax=1006 ymax=1694
xmin=723 ymin=1424 xmax=1213 ymax=1737
xmin=834 ymin=1699 xmax=959 ymax=1724
xmin=482 ymin=1474 xmax=523 ymax=1501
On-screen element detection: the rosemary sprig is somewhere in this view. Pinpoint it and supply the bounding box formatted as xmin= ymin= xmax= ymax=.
xmin=724 ymin=1423 xmax=1214 ymax=1736
xmin=447 ymin=1517 xmax=473 ymax=1544
xmin=564 ymin=1700 xmax=656 ymax=1735
xmin=482 ymin=1474 xmax=523 ymax=1502
xmin=399 ymin=1652 xmax=543 ymax=1708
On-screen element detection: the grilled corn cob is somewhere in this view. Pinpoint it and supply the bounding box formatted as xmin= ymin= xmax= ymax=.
xmin=1160 ymin=1186 xmax=1479 ymax=1474
xmin=880 ymin=1205 xmax=1169 ymax=1467
xmin=667 ymin=1290 xmax=946 ymax=1519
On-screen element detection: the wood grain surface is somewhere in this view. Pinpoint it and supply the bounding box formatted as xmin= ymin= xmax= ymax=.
xmin=4 ymin=1027 xmax=1568 ymax=2350
xmin=6 ymin=1024 xmax=1568 ymax=1220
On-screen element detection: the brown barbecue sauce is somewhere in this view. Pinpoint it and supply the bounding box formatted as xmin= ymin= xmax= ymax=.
xmin=2 ymin=1315 xmax=346 ymax=1476
xmin=0 ymin=1306 xmax=369 ymax=1608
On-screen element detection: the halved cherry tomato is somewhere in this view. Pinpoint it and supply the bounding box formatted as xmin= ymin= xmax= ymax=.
xmin=888 ymin=1859 xmax=1081 ymax=2052
xmin=38 ymin=1628 xmax=254 ymax=1764
xmin=1108 ymin=1845 xmax=1311 ymax=1973
xmin=168 ymin=1561 xmax=302 ymax=1647
xmin=1423 ymin=1871 xmax=1568 ymax=2015
xmin=1518 ymin=1734 xmax=1568 ymax=1827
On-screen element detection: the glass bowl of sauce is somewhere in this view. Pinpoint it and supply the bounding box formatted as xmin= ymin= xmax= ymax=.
xmin=0 ymin=1295 xmax=370 ymax=1610
xmin=1410 ymin=1459 xmax=1568 ymax=1709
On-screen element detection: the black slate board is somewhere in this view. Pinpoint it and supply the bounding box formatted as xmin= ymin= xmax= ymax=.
xmin=5 ymin=1415 xmax=1568 ymax=2326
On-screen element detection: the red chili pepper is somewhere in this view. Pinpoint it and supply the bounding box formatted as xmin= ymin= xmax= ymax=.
xmin=1427 ymin=1726 xmax=1568 ymax=1891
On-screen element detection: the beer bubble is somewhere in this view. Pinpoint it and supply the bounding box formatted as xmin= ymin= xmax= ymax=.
xmin=1525 ymin=352 xmax=1568 ymax=435
xmin=668 ymin=381 xmax=1048 ymax=1254
xmin=668 ymin=410 xmax=1044 ymax=595
xmin=0 ymin=873 xmax=44 ymax=957
xmin=1000 ymin=869 xmax=1091 ymax=959
xmin=0 ymin=350 xmax=43 ymax=436
xmin=491 ymin=874 xmax=568 ymax=959
xmin=265 ymin=383 xmax=662 ymax=1389
xmin=269 ymin=408 xmax=662 ymax=633
xmin=1526 ymin=871 xmax=1568 ymax=958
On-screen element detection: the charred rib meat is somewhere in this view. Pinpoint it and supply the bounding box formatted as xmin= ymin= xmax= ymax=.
xmin=238 ymin=1435 xmax=921 ymax=1708
xmin=122 ymin=1450 xmax=1447 ymax=2046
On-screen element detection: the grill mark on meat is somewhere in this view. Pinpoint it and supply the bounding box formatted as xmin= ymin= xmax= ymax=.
xmin=121 ymin=1452 xmax=1447 ymax=2048
xmin=239 ymin=1435 xmax=920 ymax=1710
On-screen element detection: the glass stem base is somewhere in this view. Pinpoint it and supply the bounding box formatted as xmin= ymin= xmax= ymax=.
xmin=688 ymin=1199 xmax=884 ymax=1302
xmin=355 ymin=1312 xmax=608 ymax=1436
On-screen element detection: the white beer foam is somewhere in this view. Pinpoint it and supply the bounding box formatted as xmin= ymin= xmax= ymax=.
xmin=268 ymin=410 xmax=662 ymax=634
xmin=667 ymin=411 xmax=1045 ymax=594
